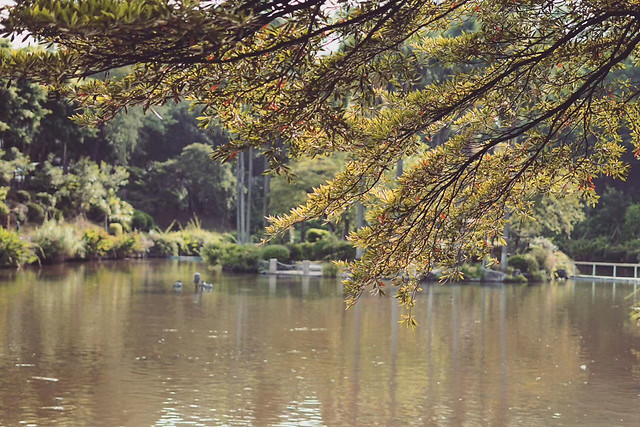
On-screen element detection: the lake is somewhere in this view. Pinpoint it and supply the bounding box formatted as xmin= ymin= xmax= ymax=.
xmin=0 ymin=259 xmax=639 ymax=425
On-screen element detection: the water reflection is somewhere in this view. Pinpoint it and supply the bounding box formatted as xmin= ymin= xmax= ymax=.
xmin=0 ymin=261 xmax=640 ymax=425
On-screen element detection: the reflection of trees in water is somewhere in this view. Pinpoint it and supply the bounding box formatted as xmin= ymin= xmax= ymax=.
xmin=0 ymin=270 xmax=639 ymax=425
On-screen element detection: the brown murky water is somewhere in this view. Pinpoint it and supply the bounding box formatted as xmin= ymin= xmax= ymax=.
xmin=1 ymin=259 xmax=640 ymax=426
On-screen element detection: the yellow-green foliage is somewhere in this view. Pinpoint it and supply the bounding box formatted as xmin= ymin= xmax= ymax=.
xmin=110 ymin=232 xmax=146 ymax=259
xmin=82 ymin=228 xmax=114 ymax=259
xmin=108 ymin=222 xmax=123 ymax=236
xmin=0 ymin=187 xmax=9 ymax=220
xmin=0 ymin=226 xmax=37 ymax=268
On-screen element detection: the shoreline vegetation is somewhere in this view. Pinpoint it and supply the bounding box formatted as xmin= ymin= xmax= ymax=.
xmin=1 ymin=217 xmax=575 ymax=283
xmin=0 ymin=217 xmax=357 ymax=277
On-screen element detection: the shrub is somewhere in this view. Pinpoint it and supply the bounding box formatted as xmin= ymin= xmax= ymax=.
xmin=461 ymin=263 xmax=483 ymax=280
xmin=26 ymin=202 xmax=45 ymax=224
xmin=322 ymin=262 xmax=340 ymax=277
xmin=201 ymin=240 xmax=230 ymax=265
xmin=552 ymin=250 xmax=576 ymax=277
xmin=314 ymin=239 xmax=356 ymax=261
xmin=287 ymin=242 xmax=315 ymax=261
xmin=15 ymin=190 xmax=31 ymax=203
xmin=173 ymin=219 xmax=224 ymax=255
xmin=82 ymin=228 xmax=114 ymax=259
xmin=35 ymin=192 xmax=56 ymax=208
xmin=529 ymin=270 xmax=547 ymax=282
xmin=504 ymin=274 xmax=528 ymax=283
xmin=0 ymin=227 xmax=37 ymax=268
xmin=108 ymin=222 xmax=123 ymax=236
xmin=306 ymin=228 xmax=331 ymax=243
xmin=32 ymin=221 xmax=84 ymax=263
xmin=262 ymin=244 xmax=290 ymax=262
xmin=528 ymin=247 xmax=553 ymax=275
xmin=507 ymin=254 xmax=540 ymax=275
xmin=131 ymin=209 xmax=155 ymax=231
xmin=110 ymin=232 xmax=145 ymax=259
xmin=220 ymin=244 xmax=262 ymax=272
xmin=148 ymin=232 xmax=180 ymax=257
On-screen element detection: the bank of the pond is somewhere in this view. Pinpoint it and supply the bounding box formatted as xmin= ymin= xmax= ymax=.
xmin=1 ymin=220 xmax=579 ymax=283
xmin=0 ymin=220 xmax=352 ymax=277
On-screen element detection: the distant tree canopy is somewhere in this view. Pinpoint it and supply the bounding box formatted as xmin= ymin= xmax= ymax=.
xmin=4 ymin=1 xmax=640 ymax=321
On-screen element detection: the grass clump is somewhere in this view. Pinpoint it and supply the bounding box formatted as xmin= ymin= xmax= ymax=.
xmin=32 ymin=220 xmax=84 ymax=263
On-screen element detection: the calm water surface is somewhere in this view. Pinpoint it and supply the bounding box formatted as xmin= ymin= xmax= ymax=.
xmin=1 ymin=259 xmax=640 ymax=426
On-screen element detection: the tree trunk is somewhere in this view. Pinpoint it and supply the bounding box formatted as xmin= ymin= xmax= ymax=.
xmin=356 ymin=202 xmax=364 ymax=259
xmin=246 ymin=148 xmax=253 ymax=242
xmin=263 ymin=174 xmax=270 ymax=226
xmin=500 ymin=209 xmax=510 ymax=271
xmin=237 ymin=152 xmax=246 ymax=244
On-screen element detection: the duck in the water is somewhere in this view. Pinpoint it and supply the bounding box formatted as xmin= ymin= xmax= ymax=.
xmin=201 ymin=281 xmax=213 ymax=290
xmin=173 ymin=280 xmax=183 ymax=289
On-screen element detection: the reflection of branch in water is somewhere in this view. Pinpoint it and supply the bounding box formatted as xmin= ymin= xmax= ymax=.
xmin=631 ymin=303 xmax=640 ymax=323
xmin=624 ymin=287 xmax=640 ymax=301
xmin=631 ymin=349 xmax=640 ymax=380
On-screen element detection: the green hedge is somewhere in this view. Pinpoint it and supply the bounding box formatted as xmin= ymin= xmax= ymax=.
xmin=507 ymin=254 xmax=540 ymax=275
xmin=262 ymin=244 xmax=290 ymax=262
xmin=220 ymin=245 xmax=262 ymax=272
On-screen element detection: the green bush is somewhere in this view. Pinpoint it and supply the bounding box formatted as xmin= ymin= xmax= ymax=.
xmin=32 ymin=221 xmax=84 ymax=263
xmin=108 ymin=222 xmax=123 ymax=236
xmin=0 ymin=227 xmax=37 ymax=268
xmin=306 ymin=228 xmax=331 ymax=243
xmin=528 ymin=247 xmax=553 ymax=274
xmin=529 ymin=270 xmax=547 ymax=282
xmin=110 ymin=232 xmax=145 ymax=259
xmin=287 ymin=242 xmax=315 ymax=261
xmin=26 ymin=202 xmax=45 ymax=224
xmin=35 ymin=192 xmax=56 ymax=208
xmin=461 ymin=263 xmax=483 ymax=280
xmin=132 ymin=209 xmax=155 ymax=231
xmin=504 ymin=274 xmax=528 ymax=283
xmin=507 ymin=254 xmax=540 ymax=275
xmin=220 ymin=244 xmax=262 ymax=272
xmin=15 ymin=190 xmax=31 ymax=203
xmin=82 ymin=228 xmax=114 ymax=259
xmin=562 ymin=236 xmax=611 ymax=261
xmin=322 ymin=262 xmax=340 ymax=277
xmin=148 ymin=232 xmax=181 ymax=257
xmin=172 ymin=220 xmax=225 ymax=255
xmin=262 ymin=244 xmax=290 ymax=262
xmin=314 ymin=238 xmax=356 ymax=261
xmin=201 ymin=240 xmax=229 ymax=265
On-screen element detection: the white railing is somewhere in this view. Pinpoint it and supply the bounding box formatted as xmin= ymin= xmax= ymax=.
xmin=573 ymin=261 xmax=640 ymax=281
